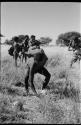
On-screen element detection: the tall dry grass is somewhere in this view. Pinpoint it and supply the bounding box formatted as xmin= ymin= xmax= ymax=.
xmin=0 ymin=45 xmax=81 ymax=124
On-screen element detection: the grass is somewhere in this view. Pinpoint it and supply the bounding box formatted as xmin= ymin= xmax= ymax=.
xmin=0 ymin=45 xmax=81 ymax=124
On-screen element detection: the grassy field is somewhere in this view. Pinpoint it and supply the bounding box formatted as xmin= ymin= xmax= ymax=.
xmin=0 ymin=44 xmax=81 ymax=124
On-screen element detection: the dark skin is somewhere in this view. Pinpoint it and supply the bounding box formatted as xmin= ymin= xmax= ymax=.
xmin=24 ymin=45 xmax=51 ymax=96
xmin=70 ymin=48 xmax=81 ymax=67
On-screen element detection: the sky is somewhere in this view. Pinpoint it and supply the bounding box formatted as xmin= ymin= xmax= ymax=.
xmin=1 ymin=2 xmax=81 ymax=44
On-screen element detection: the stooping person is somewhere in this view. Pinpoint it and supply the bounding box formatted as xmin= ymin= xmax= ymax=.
xmin=24 ymin=35 xmax=51 ymax=96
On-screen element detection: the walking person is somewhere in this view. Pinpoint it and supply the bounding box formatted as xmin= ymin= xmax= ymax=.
xmin=21 ymin=35 xmax=29 ymax=62
xmin=70 ymin=48 xmax=81 ymax=67
xmin=13 ymin=36 xmax=22 ymax=66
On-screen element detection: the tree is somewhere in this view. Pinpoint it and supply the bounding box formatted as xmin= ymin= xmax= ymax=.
xmin=4 ymin=39 xmax=13 ymax=45
xmin=39 ymin=37 xmax=52 ymax=46
xmin=4 ymin=35 xmax=52 ymax=46
xmin=56 ymin=31 xmax=81 ymax=46
xmin=4 ymin=35 xmax=26 ymax=45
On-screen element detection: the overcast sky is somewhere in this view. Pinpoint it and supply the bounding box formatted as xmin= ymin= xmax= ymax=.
xmin=1 ymin=2 xmax=80 ymax=44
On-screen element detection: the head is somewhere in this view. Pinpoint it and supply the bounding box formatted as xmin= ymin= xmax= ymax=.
xmin=13 ymin=36 xmax=19 ymax=43
xmin=74 ymin=37 xmax=79 ymax=42
xmin=31 ymin=40 xmax=40 ymax=48
xmin=25 ymin=35 xmax=29 ymax=41
xmin=30 ymin=35 xmax=36 ymax=41
xmin=29 ymin=35 xmax=36 ymax=46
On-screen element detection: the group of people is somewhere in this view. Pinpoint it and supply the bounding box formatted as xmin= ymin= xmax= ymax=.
xmin=9 ymin=34 xmax=51 ymax=96
xmin=9 ymin=35 xmax=30 ymax=66
xmin=24 ymin=35 xmax=51 ymax=96
xmin=1 ymin=33 xmax=81 ymax=96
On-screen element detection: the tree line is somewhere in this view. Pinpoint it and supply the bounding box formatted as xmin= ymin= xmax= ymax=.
xmin=4 ymin=35 xmax=52 ymax=46
xmin=3 ymin=31 xmax=81 ymax=47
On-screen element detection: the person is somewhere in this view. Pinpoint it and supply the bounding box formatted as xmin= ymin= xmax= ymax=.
xmin=13 ymin=36 xmax=22 ymax=66
xmin=21 ymin=35 xmax=29 ymax=62
xmin=70 ymin=48 xmax=81 ymax=67
xmin=8 ymin=45 xmax=14 ymax=56
xmin=28 ymin=35 xmax=36 ymax=47
xmin=24 ymin=35 xmax=29 ymax=48
xmin=68 ymin=39 xmax=75 ymax=51
xmin=68 ymin=37 xmax=81 ymax=52
xmin=78 ymin=37 xmax=81 ymax=48
xmin=24 ymin=35 xmax=51 ymax=96
xmin=73 ymin=37 xmax=81 ymax=50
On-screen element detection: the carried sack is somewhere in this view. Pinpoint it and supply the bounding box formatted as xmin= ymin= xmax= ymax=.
xmin=8 ymin=46 xmax=14 ymax=56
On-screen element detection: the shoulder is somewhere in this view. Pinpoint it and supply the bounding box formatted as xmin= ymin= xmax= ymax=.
xmin=40 ymin=48 xmax=44 ymax=53
xmin=29 ymin=46 xmax=37 ymax=50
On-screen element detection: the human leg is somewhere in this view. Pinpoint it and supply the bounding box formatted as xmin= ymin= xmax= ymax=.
xmin=14 ymin=52 xmax=18 ymax=67
xmin=28 ymin=63 xmax=38 ymax=95
xmin=25 ymin=65 xmax=30 ymax=95
xmin=25 ymin=54 xmax=27 ymax=62
xmin=70 ymin=54 xmax=78 ymax=67
xmin=37 ymin=67 xmax=51 ymax=90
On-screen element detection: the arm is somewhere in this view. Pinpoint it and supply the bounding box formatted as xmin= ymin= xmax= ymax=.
xmin=68 ymin=41 xmax=72 ymax=51
xmin=24 ymin=51 xmax=34 ymax=58
xmin=26 ymin=47 xmax=42 ymax=56
xmin=38 ymin=50 xmax=48 ymax=67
